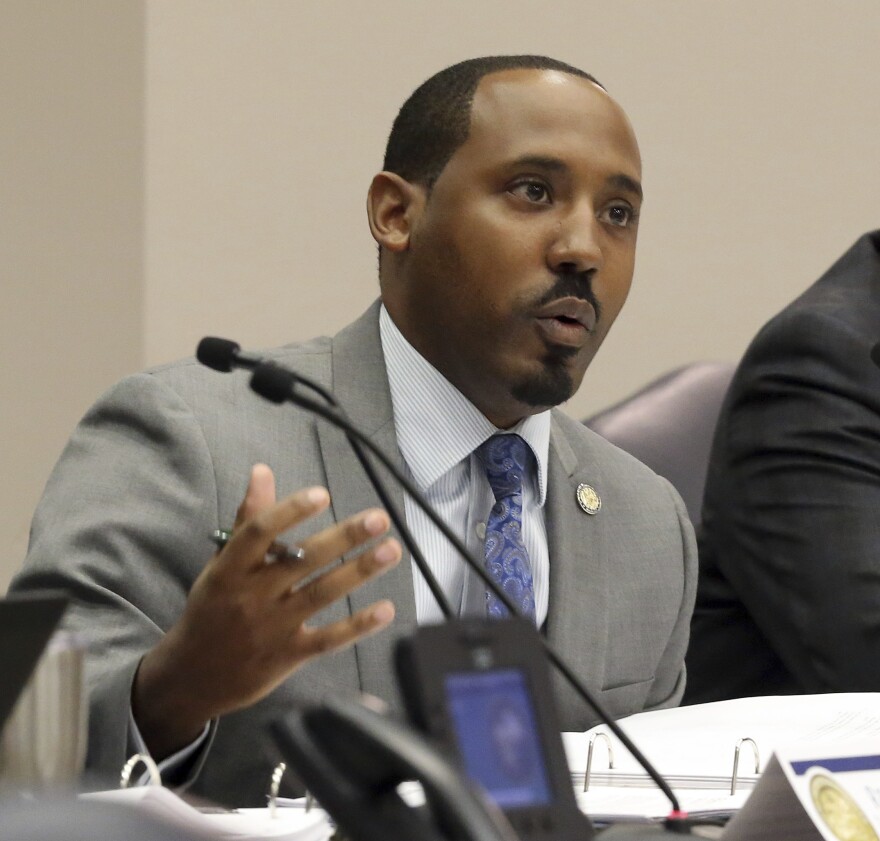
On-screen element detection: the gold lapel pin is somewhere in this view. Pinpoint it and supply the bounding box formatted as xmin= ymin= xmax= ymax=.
xmin=576 ymin=483 xmax=601 ymax=515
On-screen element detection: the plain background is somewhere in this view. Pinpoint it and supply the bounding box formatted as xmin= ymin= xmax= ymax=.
xmin=2 ymin=0 xmax=879 ymax=591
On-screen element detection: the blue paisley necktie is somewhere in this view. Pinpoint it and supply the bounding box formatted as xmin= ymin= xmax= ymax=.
xmin=476 ymin=434 xmax=537 ymax=622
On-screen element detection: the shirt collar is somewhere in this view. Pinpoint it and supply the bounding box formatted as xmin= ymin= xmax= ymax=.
xmin=379 ymin=305 xmax=550 ymax=504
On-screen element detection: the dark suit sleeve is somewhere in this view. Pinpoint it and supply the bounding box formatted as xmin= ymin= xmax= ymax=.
xmin=9 ymin=373 xmax=222 ymax=785
xmin=698 ymin=309 xmax=880 ymax=693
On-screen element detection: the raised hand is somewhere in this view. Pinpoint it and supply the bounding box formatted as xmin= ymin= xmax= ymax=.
xmin=132 ymin=463 xmax=401 ymax=759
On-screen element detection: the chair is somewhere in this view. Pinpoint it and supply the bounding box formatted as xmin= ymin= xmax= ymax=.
xmin=584 ymin=362 xmax=736 ymax=527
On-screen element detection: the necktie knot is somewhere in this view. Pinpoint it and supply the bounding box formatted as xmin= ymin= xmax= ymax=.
xmin=477 ymin=434 xmax=530 ymax=503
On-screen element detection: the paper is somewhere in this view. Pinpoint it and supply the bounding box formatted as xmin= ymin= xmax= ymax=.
xmin=82 ymin=785 xmax=332 ymax=840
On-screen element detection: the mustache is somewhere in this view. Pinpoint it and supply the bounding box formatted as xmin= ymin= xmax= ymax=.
xmin=534 ymin=272 xmax=602 ymax=324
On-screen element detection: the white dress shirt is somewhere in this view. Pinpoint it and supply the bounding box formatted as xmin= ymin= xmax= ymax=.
xmin=379 ymin=305 xmax=551 ymax=627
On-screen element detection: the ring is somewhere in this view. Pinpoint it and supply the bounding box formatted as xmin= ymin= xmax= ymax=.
xmin=264 ymin=542 xmax=307 ymax=564
xmin=211 ymin=529 xmax=306 ymax=563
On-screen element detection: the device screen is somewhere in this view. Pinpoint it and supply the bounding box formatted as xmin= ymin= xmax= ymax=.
xmin=444 ymin=668 xmax=552 ymax=808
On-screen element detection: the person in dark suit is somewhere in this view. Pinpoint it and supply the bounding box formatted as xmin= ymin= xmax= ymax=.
xmin=12 ymin=55 xmax=696 ymax=804
xmin=685 ymin=230 xmax=880 ymax=703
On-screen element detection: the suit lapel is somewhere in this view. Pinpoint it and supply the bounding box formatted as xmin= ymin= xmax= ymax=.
xmin=316 ymin=303 xmax=417 ymax=702
xmin=545 ymin=412 xmax=610 ymax=722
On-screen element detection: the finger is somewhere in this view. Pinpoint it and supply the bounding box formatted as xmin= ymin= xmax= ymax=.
xmin=290 ymin=600 xmax=396 ymax=662
xmin=277 ymin=508 xmax=391 ymax=587
xmin=282 ymin=536 xmax=401 ymax=610
xmin=220 ymin=485 xmax=330 ymax=573
xmin=234 ymin=463 xmax=277 ymax=529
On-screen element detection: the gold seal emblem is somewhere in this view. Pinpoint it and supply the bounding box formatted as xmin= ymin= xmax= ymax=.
xmin=576 ymin=483 xmax=601 ymax=515
xmin=810 ymin=772 xmax=879 ymax=841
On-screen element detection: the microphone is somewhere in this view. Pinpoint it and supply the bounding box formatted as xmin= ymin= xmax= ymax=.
xmin=871 ymin=342 xmax=880 ymax=369
xmin=249 ymin=363 xmax=297 ymax=404
xmin=196 ymin=336 xmax=262 ymax=373
xmin=197 ymin=338 xmax=690 ymax=833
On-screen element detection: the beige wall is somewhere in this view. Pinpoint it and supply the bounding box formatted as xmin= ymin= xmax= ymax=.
xmin=1 ymin=1 xmax=145 ymax=590
xmin=3 ymin=0 xmax=880 ymax=590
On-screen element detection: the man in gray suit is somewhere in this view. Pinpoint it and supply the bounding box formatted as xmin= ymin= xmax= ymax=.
xmin=12 ymin=56 xmax=696 ymax=805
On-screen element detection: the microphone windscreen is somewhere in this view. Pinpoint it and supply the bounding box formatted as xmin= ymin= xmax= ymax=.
xmin=250 ymin=364 xmax=296 ymax=404
xmin=197 ymin=337 xmax=241 ymax=372
xmin=871 ymin=342 xmax=880 ymax=370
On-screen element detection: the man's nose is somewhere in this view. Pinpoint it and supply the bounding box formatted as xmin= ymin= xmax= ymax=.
xmin=546 ymin=207 xmax=604 ymax=275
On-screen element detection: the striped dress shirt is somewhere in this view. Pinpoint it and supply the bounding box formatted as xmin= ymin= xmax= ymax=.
xmin=379 ymin=306 xmax=550 ymax=626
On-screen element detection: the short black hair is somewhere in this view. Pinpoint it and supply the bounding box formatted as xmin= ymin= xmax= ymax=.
xmin=383 ymin=55 xmax=603 ymax=188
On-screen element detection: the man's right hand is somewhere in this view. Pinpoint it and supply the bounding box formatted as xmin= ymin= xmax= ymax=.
xmin=131 ymin=463 xmax=401 ymax=760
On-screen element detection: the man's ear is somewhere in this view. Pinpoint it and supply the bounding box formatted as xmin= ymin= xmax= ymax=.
xmin=366 ymin=172 xmax=425 ymax=253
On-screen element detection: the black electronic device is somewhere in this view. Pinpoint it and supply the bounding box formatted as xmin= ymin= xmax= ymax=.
xmin=271 ymin=696 xmax=518 ymax=841
xmin=396 ymin=617 xmax=596 ymax=841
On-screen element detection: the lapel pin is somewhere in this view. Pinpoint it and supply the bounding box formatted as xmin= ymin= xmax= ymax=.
xmin=576 ymin=483 xmax=601 ymax=515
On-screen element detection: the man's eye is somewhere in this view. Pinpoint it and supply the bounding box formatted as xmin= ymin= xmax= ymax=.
xmin=510 ymin=181 xmax=551 ymax=204
xmin=602 ymin=204 xmax=636 ymax=227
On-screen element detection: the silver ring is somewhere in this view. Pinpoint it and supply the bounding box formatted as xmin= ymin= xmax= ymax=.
xmin=264 ymin=542 xmax=306 ymax=564
xmin=212 ymin=529 xmax=305 ymax=564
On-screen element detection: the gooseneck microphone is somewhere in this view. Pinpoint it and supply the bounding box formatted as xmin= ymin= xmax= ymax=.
xmin=197 ymin=336 xmax=262 ymax=373
xmin=196 ymin=337 xmax=689 ymax=834
xmin=196 ymin=338 xmax=455 ymax=619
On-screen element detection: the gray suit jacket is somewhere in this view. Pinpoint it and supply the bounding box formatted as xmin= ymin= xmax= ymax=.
xmin=13 ymin=302 xmax=696 ymax=806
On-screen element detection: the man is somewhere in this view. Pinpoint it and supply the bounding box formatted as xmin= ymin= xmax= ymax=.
xmin=12 ymin=55 xmax=696 ymax=805
xmin=685 ymin=230 xmax=880 ymax=703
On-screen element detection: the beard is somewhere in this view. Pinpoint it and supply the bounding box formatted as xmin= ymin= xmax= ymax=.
xmin=508 ymin=272 xmax=600 ymax=409
xmin=510 ymin=345 xmax=579 ymax=409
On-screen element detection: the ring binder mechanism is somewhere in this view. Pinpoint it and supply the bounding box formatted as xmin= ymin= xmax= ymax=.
xmin=583 ymin=732 xmax=614 ymax=792
xmin=730 ymin=738 xmax=760 ymax=796
xmin=119 ymin=752 xmax=161 ymax=788
xmin=268 ymin=761 xmax=318 ymax=816
xmin=269 ymin=762 xmax=286 ymax=818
